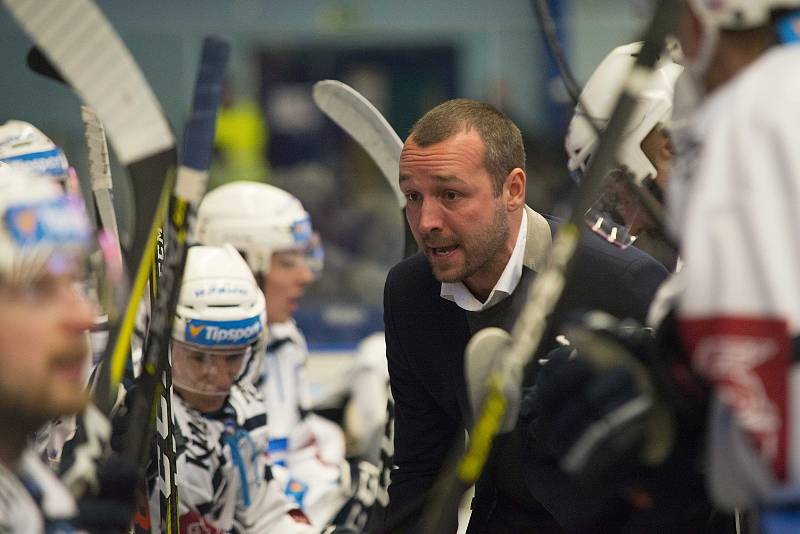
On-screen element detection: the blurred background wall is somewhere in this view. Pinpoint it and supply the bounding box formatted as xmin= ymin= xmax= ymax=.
xmin=0 ymin=0 xmax=646 ymax=389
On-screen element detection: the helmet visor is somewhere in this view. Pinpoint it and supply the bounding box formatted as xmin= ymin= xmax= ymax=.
xmin=583 ymin=171 xmax=649 ymax=249
xmin=171 ymin=340 xmax=251 ymax=398
xmin=274 ymin=231 xmax=325 ymax=279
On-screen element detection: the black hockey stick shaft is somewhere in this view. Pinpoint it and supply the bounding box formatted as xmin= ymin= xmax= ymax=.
xmin=122 ymin=36 xmax=230 ymax=531
xmin=531 ymin=0 xmax=674 ymax=247
xmin=417 ymin=2 xmax=680 ymax=531
xmin=532 ymin=0 xmax=582 ymax=107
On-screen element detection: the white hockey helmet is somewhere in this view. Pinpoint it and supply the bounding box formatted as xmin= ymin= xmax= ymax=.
xmin=196 ymin=181 xmax=323 ymax=277
xmin=683 ymin=0 xmax=800 ymax=77
xmin=172 ymin=244 xmax=267 ymax=398
xmin=565 ymin=42 xmax=683 ymax=185
xmin=0 ymin=163 xmax=92 ymax=286
xmin=0 ymin=120 xmax=70 ymax=182
xmin=687 ymin=0 xmax=800 ymax=30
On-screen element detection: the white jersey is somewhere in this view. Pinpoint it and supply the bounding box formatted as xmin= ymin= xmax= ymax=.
xmin=345 ymin=332 xmax=390 ymax=465
xmin=256 ymin=321 xmax=378 ymax=529
xmin=668 ymin=44 xmax=800 ymax=508
xmin=164 ymin=382 xmax=315 ymax=534
xmin=0 ymin=449 xmax=79 ymax=533
xmin=259 ymin=320 xmax=314 ymax=452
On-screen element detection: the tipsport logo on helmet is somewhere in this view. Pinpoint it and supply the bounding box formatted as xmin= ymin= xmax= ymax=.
xmin=185 ymin=315 xmax=263 ymax=347
xmin=1 ymin=148 xmax=70 ymax=179
xmin=4 ymin=195 xmax=90 ymax=248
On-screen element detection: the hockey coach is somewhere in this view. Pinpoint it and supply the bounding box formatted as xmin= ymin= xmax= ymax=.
xmin=381 ymin=98 xmax=670 ymax=532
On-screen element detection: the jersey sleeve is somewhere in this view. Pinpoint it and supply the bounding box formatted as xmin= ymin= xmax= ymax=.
xmin=676 ymin=86 xmax=800 ymax=489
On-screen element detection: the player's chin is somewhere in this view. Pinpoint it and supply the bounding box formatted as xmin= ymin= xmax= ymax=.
xmin=176 ymin=387 xmax=226 ymax=413
xmin=43 ymin=385 xmax=90 ymax=418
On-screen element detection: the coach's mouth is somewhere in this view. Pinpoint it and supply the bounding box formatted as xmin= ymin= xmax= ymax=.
xmin=429 ymin=245 xmax=458 ymax=257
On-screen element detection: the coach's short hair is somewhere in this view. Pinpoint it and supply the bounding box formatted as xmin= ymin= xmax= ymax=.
xmin=408 ymin=99 xmax=526 ymax=196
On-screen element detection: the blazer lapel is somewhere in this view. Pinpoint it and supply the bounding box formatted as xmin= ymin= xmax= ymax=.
xmin=522 ymin=205 xmax=552 ymax=273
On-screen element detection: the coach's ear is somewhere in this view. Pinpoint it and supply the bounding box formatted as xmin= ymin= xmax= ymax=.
xmin=504 ymin=167 xmax=526 ymax=212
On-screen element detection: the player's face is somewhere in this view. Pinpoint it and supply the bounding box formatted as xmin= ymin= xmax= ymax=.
xmin=172 ymin=341 xmax=249 ymax=413
xmin=400 ymin=129 xmax=513 ymax=297
xmin=0 ymin=272 xmax=94 ymax=426
xmin=263 ymin=251 xmax=314 ymax=324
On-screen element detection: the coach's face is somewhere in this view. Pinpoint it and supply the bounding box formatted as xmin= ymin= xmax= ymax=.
xmin=400 ymin=129 xmax=524 ymax=300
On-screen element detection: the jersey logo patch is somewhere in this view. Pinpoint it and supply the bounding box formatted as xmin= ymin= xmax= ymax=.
xmin=681 ymin=316 xmax=790 ymax=481
xmin=285 ymin=477 xmax=308 ymax=507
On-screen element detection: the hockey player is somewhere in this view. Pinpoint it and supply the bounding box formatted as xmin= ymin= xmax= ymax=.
xmin=0 ymin=119 xmax=112 ymax=468
xmin=196 ymin=182 xmax=378 ymax=530
xmin=523 ymin=0 xmax=800 ymax=531
xmin=0 ymin=120 xmax=72 ymax=184
xmin=565 ymin=42 xmax=682 ymax=270
xmin=668 ymin=0 xmax=800 ymax=525
xmin=165 ymin=243 xmax=315 ymax=533
xmin=0 ymin=164 xmax=95 ymax=531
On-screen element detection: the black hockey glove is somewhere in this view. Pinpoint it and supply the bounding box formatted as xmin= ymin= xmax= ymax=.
xmin=520 ymin=312 xmax=675 ymax=490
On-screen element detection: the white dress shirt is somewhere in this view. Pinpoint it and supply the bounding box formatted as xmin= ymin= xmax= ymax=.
xmin=440 ymin=213 xmax=528 ymax=311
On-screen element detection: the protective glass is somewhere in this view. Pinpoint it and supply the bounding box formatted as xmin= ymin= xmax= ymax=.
xmin=305 ymin=231 xmax=324 ymax=278
xmin=171 ymin=340 xmax=252 ymax=398
xmin=583 ymin=170 xmax=643 ymax=249
xmin=276 ymin=231 xmax=325 ymax=278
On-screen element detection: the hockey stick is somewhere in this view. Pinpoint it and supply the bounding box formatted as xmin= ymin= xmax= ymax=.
xmin=125 ymin=35 xmax=230 ymax=534
xmin=81 ymin=106 xmax=121 ymax=246
xmin=416 ymin=2 xmax=680 ymax=531
xmin=532 ymin=0 xmax=582 ymax=108
xmin=81 ymin=106 xmax=128 ymax=332
xmin=531 ymin=0 xmax=674 ymax=247
xmin=312 ymin=79 xmax=416 ymax=258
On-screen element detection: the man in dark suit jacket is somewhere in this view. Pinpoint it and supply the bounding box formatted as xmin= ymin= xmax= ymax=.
xmin=383 ymin=98 xmax=668 ymax=532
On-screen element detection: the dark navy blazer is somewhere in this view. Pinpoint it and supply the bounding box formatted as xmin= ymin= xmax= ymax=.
xmin=383 ymin=216 xmax=668 ymax=533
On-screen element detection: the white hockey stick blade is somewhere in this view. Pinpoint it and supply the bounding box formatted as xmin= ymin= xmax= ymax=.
xmin=81 ymin=106 xmax=120 ymax=242
xmin=5 ymin=0 xmax=174 ymax=165
xmin=312 ymin=79 xmax=405 ymax=208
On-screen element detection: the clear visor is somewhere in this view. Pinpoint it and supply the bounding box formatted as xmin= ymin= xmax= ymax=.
xmin=584 ymin=170 xmax=652 ymax=249
xmin=171 ymin=340 xmax=251 ymax=398
xmin=306 ymin=231 xmax=324 ymax=278
xmin=277 ymin=231 xmax=324 ymax=278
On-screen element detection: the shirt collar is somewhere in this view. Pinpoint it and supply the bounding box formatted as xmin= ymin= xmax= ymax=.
xmin=441 ymin=213 xmax=527 ymax=311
